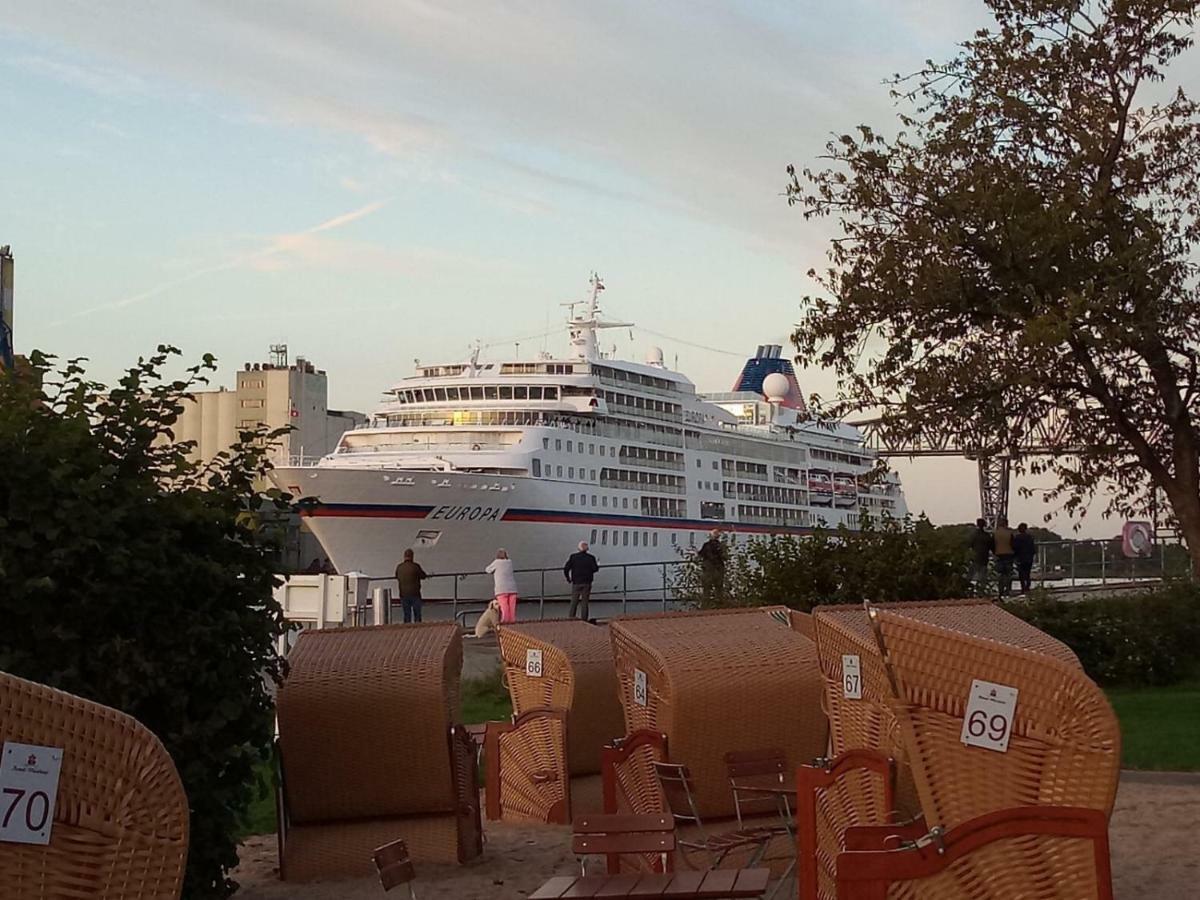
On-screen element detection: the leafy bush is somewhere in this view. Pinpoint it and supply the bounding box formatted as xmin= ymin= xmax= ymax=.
xmin=676 ymin=513 xmax=973 ymax=611
xmin=1006 ymin=583 xmax=1200 ymax=686
xmin=0 ymin=350 xmax=289 ymax=898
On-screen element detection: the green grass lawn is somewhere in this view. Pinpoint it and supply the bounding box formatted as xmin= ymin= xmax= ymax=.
xmin=1106 ymin=674 xmax=1200 ymax=772
xmin=238 ymin=669 xmax=514 ymax=837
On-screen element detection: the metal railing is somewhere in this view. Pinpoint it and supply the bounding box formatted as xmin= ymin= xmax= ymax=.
xmin=1026 ymin=539 xmax=1184 ymax=589
xmin=348 ymin=559 xmax=690 ymax=626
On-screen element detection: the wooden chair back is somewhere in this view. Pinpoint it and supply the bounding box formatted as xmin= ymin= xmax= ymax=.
xmin=652 ymin=761 xmax=703 ymax=826
xmin=372 ymin=839 xmax=416 ymax=895
xmin=572 ymin=813 xmax=676 ymax=874
xmin=725 ymin=748 xmax=789 ymax=823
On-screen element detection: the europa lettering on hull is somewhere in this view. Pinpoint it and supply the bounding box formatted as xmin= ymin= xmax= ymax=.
xmin=428 ymin=506 xmax=503 ymax=522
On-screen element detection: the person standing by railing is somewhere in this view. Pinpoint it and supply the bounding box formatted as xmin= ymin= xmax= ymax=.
xmin=564 ymin=541 xmax=599 ymax=620
xmin=486 ymin=549 xmax=519 ymax=623
xmin=993 ymin=517 xmax=1016 ymax=598
xmin=1013 ymin=524 xmax=1037 ymax=595
xmin=394 ymin=548 xmax=428 ymax=623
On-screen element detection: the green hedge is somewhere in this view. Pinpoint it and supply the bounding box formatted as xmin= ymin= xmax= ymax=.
xmin=1006 ymin=583 xmax=1200 ymax=686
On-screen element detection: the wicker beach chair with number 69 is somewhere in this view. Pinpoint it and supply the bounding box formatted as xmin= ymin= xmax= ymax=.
xmin=831 ymin=606 xmax=1119 ymax=899
xmin=798 ymin=599 xmax=1083 ymax=900
xmin=0 ymin=670 xmax=189 ymax=900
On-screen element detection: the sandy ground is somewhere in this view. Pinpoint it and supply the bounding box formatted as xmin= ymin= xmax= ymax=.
xmin=232 ymin=771 xmax=1200 ymax=899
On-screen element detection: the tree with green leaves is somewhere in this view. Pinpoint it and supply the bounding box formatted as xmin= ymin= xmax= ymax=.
xmin=0 ymin=348 xmax=289 ymax=898
xmin=787 ymin=0 xmax=1200 ymax=574
xmin=675 ymin=513 xmax=973 ymax=611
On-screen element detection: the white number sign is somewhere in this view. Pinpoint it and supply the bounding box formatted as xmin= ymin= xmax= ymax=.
xmin=0 ymin=742 xmax=63 ymax=846
xmin=633 ymin=669 xmax=648 ymax=707
xmin=525 ymin=648 xmax=543 ymax=677
xmin=960 ymin=679 xmax=1018 ymax=753
xmin=842 ymin=655 xmax=863 ymax=699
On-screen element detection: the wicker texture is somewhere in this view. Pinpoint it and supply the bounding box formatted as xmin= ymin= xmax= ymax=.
xmin=610 ymin=608 xmax=827 ymax=818
xmin=278 ymin=623 xmax=462 ymax=823
xmin=870 ymin=608 xmax=1119 ymax=899
xmin=276 ymin=623 xmax=480 ymax=879
xmin=0 ymin=670 xmax=189 ymax=900
xmin=809 ymin=600 xmax=1088 ymax=900
xmin=283 ymin=814 xmax=463 ymax=881
xmin=488 ymin=711 xmax=570 ymax=824
xmin=499 ymin=620 xmax=624 ymax=775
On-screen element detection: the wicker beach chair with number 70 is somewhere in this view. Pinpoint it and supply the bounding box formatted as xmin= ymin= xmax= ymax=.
xmin=832 ymin=607 xmax=1119 ymax=899
xmin=0 ymin=670 xmax=189 ymax=900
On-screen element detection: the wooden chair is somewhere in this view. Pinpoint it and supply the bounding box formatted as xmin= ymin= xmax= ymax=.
xmin=652 ymin=761 xmax=778 ymax=870
xmin=572 ymin=813 xmax=676 ymax=875
xmin=724 ymin=748 xmax=792 ymax=828
xmin=372 ymin=839 xmax=417 ymax=898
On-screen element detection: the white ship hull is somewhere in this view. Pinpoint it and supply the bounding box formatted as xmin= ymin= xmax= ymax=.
xmin=274 ymin=464 xmax=839 ymax=602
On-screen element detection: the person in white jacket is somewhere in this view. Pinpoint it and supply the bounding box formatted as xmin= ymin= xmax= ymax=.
xmin=485 ymin=548 xmax=519 ymax=623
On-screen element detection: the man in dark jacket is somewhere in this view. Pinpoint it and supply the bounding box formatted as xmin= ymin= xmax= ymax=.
xmin=1012 ymin=523 xmax=1037 ymax=595
xmin=564 ymin=541 xmax=599 ymax=620
xmin=697 ymin=530 xmax=725 ymax=601
xmin=993 ymin=516 xmax=1016 ymax=598
xmin=394 ymin=548 xmax=429 ymax=623
xmin=969 ymin=518 xmax=993 ymax=590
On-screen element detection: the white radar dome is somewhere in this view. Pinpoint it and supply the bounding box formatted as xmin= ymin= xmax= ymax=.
xmin=763 ymin=372 xmax=790 ymax=402
xmin=646 ymin=346 xmax=665 ymax=367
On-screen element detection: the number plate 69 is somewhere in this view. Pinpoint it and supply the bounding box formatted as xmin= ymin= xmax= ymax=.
xmin=960 ymin=679 xmax=1018 ymax=753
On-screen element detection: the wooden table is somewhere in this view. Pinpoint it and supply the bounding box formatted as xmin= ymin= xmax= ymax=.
xmin=530 ymin=867 xmax=771 ymax=899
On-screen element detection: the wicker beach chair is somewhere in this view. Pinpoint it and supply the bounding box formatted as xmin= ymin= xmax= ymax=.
xmin=831 ymin=606 xmax=1119 ymax=898
xmin=275 ymin=623 xmax=482 ymax=882
xmin=0 ymin=670 xmax=189 ymax=900
xmin=491 ymin=620 xmax=624 ymax=821
xmin=800 ymin=599 xmax=1085 ymax=900
xmin=610 ymin=607 xmax=827 ymax=819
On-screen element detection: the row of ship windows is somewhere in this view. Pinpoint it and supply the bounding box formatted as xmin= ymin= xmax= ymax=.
xmin=395 ymin=385 xmax=562 ymax=403
xmin=589 ymin=528 xmax=662 ymax=549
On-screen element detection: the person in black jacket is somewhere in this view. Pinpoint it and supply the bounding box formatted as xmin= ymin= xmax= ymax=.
xmin=1012 ymin=523 xmax=1037 ymax=595
xmin=563 ymin=541 xmax=599 ymax=620
xmin=697 ymin=530 xmax=726 ymax=601
xmin=969 ymin=518 xmax=993 ymax=590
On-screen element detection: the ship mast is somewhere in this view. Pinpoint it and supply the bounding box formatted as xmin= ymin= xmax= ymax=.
xmin=565 ymin=273 xmax=632 ymax=360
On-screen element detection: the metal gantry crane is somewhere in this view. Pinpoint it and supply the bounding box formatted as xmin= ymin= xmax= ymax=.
xmin=853 ymin=411 xmax=1076 ymax=527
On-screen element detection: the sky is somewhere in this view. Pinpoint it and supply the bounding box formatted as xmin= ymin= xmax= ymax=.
xmin=3 ymin=0 xmax=1188 ymax=537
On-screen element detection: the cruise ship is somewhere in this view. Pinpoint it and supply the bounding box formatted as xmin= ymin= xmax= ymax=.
xmin=271 ymin=276 xmax=906 ymax=599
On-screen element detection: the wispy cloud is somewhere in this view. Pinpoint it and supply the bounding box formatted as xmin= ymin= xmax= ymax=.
xmin=60 ymin=199 xmax=389 ymax=321
xmin=6 ymin=52 xmax=147 ymax=99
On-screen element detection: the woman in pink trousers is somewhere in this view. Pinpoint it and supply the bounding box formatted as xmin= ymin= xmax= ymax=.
xmin=485 ymin=549 xmax=519 ymax=623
